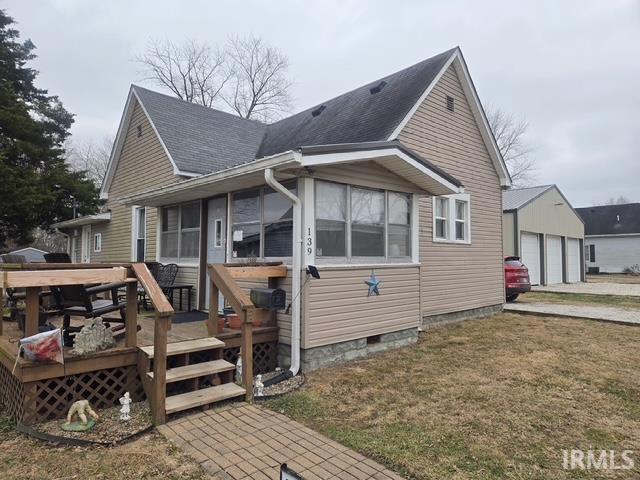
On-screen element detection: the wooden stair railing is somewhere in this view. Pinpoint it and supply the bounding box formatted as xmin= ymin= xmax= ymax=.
xmin=207 ymin=264 xmax=287 ymax=402
xmin=131 ymin=263 xmax=174 ymax=425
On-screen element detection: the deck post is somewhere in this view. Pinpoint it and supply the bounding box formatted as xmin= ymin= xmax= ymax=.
xmin=207 ymin=275 xmax=219 ymax=336
xmin=152 ymin=313 xmax=170 ymax=425
xmin=0 ymin=287 xmax=3 ymax=336
xmin=25 ymin=287 xmax=40 ymax=337
xmin=125 ymin=280 xmax=138 ymax=348
xmin=241 ymin=308 xmax=254 ymax=402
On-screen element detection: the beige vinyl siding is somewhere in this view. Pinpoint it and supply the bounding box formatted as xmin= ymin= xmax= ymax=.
xmin=89 ymin=223 xmax=108 ymax=263
xmin=398 ymin=65 xmax=504 ymax=316
xmin=303 ymin=265 xmax=420 ymax=349
xmin=518 ymin=188 xmax=584 ymax=239
xmin=312 ymin=161 xmax=421 ymax=193
xmin=100 ymin=100 xmax=179 ymax=263
xmin=502 ymin=212 xmax=515 ymax=257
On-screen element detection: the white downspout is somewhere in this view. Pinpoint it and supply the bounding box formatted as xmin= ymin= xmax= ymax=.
xmin=264 ymin=168 xmax=302 ymax=375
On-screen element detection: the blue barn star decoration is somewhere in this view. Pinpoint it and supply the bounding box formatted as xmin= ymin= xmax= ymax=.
xmin=365 ymin=271 xmax=382 ymax=297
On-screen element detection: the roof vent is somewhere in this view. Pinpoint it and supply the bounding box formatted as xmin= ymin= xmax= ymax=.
xmin=446 ymin=95 xmax=455 ymax=112
xmin=369 ymin=81 xmax=387 ymax=94
xmin=311 ymin=105 xmax=326 ymax=117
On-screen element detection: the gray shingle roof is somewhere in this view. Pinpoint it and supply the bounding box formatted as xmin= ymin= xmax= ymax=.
xmin=503 ymin=185 xmax=554 ymax=211
xmin=576 ymin=203 xmax=640 ymax=235
xmin=132 ymin=85 xmax=267 ymax=175
xmin=256 ymin=48 xmax=457 ymax=158
xmin=132 ymin=48 xmax=458 ymax=175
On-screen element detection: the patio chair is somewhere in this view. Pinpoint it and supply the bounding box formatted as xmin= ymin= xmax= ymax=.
xmin=138 ymin=263 xmax=179 ymax=310
xmin=44 ymin=252 xmax=72 ymax=263
xmin=50 ymin=282 xmax=127 ymax=347
xmin=1 ymin=254 xmax=28 ymax=322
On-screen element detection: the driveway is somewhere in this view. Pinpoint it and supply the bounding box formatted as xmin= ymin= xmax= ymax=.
xmin=505 ymin=302 xmax=640 ymax=325
xmin=532 ymin=282 xmax=640 ymax=296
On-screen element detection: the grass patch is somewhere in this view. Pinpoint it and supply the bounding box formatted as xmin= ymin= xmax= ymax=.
xmin=521 ymin=291 xmax=640 ymax=310
xmin=267 ymin=313 xmax=640 ymax=479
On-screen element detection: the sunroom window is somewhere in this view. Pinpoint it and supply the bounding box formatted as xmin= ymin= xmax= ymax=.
xmin=315 ymin=180 xmax=412 ymax=262
xmin=231 ymin=182 xmax=296 ymax=259
xmin=160 ymin=202 xmax=201 ymax=262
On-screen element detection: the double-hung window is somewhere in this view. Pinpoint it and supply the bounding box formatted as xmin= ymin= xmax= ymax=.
xmin=160 ymin=202 xmax=201 ymax=263
xmin=433 ymin=193 xmax=471 ymax=243
xmin=231 ymin=182 xmax=297 ymax=259
xmin=314 ymin=180 xmax=412 ymax=262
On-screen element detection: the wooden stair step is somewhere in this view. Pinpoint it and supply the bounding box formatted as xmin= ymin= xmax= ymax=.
xmin=165 ymin=383 xmax=246 ymax=414
xmin=139 ymin=337 xmax=225 ymax=358
xmin=147 ymin=359 xmax=235 ymax=383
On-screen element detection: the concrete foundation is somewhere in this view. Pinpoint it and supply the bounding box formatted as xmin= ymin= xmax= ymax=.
xmin=278 ymin=328 xmax=418 ymax=372
xmin=420 ymin=303 xmax=503 ymax=329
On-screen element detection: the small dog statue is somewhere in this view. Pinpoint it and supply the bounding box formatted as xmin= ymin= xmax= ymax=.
xmin=65 ymin=399 xmax=99 ymax=425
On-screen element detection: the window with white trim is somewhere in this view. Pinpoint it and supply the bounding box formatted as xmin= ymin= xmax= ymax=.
xmin=433 ymin=193 xmax=471 ymax=244
xmin=93 ymin=233 xmax=102 ymax=253
xmin=160 ymin=202 xmax=200 ymax=263
xmin=314 ymin=180 xmax=412 ymax=262
xmin=231 ymin=182 xmax=296 ymax=259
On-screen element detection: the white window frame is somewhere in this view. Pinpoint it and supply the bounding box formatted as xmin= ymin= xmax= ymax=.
xmin=131 ymin=206 xmax=147 ymax=262
xmin=158 ymin=202 xmax=201 ymax=266
xmin=214 ymin=218 xmax=223 ymax=248
xmin=93 ymin=233 xmax=102 ymax=253
xmin=432 ymin=193 xmax=471 ymax=244
xmin=434 ymin=197 xmax=449 ymax=240
xmin=314 ymin=179 xmax=414 ymax=264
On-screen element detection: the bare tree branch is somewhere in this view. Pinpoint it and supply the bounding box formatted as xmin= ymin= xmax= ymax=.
xmin=66 ymin=136 xmax=113 ymax=187
xmin=604 ymin=196 xmax=631 ymax=205
xmin=487 ymin=107 xmax=536 ymax=187
xmin=135 ymin=39 xmax=230 ymax=108
xmin=223 ymin=35 xmax=292 ymax=121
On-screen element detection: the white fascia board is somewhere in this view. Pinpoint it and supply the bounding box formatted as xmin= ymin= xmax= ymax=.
xmin=585 ymin=233 xmax=640 ymax=238
xmin=300 ymin=147 xmax=462 ymax=194
xmin=121 ymin=150 xmax=299 ymax=205
xmin=386 ymin=48 xmax=512 ymax=188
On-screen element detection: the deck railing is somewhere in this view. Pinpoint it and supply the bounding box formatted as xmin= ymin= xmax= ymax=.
xmin=207 ymin=263 xmax=287 ymax=401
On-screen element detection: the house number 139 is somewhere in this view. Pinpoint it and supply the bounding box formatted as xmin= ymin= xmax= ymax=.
xmin=306 ymin=227 xmax=313 ymax=255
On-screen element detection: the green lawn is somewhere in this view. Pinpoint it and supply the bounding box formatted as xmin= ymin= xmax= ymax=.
xmin=268 ymin=313 xmax=640 ymax=479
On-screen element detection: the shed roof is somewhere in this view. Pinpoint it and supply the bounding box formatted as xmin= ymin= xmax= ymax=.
xmin=576 ymin=203 xmax=640 ymax=236
xmin=503 ymin=185 xmax=554 ymax=211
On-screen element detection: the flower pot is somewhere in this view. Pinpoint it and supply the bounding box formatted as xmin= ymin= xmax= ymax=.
xmin=218 ymin=317 xmax=226 ymax=331
xmin=227 ymin=313 xmax=242 ymax=330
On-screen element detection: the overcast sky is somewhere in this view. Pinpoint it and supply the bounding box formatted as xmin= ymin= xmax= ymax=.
xmin=5 ymin=0 xmax=639 ymax=206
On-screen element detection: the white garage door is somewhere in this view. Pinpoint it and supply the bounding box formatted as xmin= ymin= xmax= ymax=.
xmin=520 ymin=232 xmax=540 ymax=285
xmin=566 ymin=238 xmax=581 ymax=283
xmin=546 ymin=235 xmax=563 ymax=284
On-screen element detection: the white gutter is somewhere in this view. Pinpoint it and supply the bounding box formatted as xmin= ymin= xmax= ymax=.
xmin=264 ymin=168 xmax=302 ymax=376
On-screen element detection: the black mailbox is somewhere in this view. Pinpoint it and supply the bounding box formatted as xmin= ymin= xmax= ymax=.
xmin=250 ymin=287 xmax=286 ymax=310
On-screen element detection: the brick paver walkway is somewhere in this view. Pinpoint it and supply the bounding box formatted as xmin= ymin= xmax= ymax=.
xmin=157 ymin=403 xmax=404 ymax=480
xmin=505 ymin=302 xmax=640 ymax=325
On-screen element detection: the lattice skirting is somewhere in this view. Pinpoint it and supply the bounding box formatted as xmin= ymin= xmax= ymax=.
xmin=0 ymin=362 xmax=144 ymax=425
xmin=223 ymin=341 xmax=278 ymax=375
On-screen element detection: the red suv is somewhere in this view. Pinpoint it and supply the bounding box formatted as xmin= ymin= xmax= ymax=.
xmin=504 ymin=256 xmax=531 ymax=302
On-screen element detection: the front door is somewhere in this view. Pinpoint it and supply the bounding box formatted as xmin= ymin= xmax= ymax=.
xmin=205 ymin=196 xmax=227 ymax=310
xmin=81 ymin=225 xmax=91 ymax=263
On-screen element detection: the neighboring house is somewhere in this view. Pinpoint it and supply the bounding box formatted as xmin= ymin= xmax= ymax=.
xmin=7 ymin=247 xmax=48 ymax=262
xmin=576 ymin=203 xmax=640 ymax=273
xmin=54 ymin=47 xmax=511 ymax=370
xmin=503 ymin=185 xmax=584 ymax=285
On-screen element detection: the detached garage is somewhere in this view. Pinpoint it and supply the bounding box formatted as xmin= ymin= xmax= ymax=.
xmin=503 ymin=185 xmax=585 ymax=285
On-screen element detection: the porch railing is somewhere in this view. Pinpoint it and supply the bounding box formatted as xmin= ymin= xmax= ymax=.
xmin=207 ymin=263 xmax=288 ymax=401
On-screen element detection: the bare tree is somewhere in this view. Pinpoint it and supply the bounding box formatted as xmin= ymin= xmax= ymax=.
xmin=223 ymin=35 xmax=292 ymax=121
xmin=67 ymin=136 xmax=114 ymax=187
xmin=31 ymin=227 xmax=67 ymax=252
xmin=136 ymin=39 xmax=229 ymax=107
xmin=605 ymin=195 xmax=631 ymax=205
xmin=487 ymin=107 xmax=535 ymax=187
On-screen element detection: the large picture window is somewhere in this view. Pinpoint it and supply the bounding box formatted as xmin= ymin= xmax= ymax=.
xmin=231 ymin=182 xmax=296 ymax=259
xmin=160 ymin=202 xmax=201 ymax=263
xmin=315 ymin=180 xmax=413 ymax=261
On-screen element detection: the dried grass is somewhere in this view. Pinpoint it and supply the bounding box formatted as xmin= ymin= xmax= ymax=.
xmin=268 ymin=313 xmax=640 ymax=479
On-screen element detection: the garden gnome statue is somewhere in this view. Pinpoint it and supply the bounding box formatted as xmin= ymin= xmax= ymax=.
xmin=65 ymin=399 xmax=99 ymax=425
xmin=254 ymin=374 xmax=264 ymax=397
xmin=119 ymin=391 xmax=132 ymax=421
xmin=236 ymin=350 xmax=243 ymax=383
